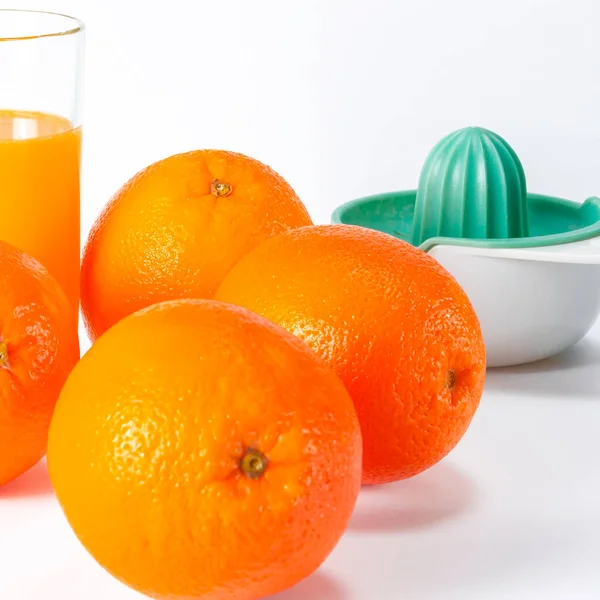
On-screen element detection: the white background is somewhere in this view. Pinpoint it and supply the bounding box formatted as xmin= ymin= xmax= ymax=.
xmin=2 ymin=0 xmax=600 ymax=598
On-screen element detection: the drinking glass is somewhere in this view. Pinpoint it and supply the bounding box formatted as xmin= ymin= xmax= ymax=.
xmin=0 ymin=9 xmax=84 ymax=329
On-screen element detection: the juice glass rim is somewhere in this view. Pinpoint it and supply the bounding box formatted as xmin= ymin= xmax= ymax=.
xmin=0 ymin=9 xmax=84 ymax=42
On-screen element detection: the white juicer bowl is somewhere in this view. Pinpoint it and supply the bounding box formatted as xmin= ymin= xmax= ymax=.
xmin=429 ymin=240 xmax=600 ymax=367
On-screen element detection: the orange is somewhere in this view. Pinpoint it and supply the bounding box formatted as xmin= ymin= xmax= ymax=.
xmin=0 ymin=240 xmax=79 ymax=486
xmin=80 ymin=150 xmax=313 ymax=341
xmin=48 ymin=299 xmax=362 ymax=600
xmin=215 ymin=224 xmax=487 ymax=485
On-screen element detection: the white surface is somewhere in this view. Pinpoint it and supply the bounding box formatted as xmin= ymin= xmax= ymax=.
xmin=429 ymin=244 xmax=600 ymax=366
xmin=2 ymin=0 xmax=600 ymax=598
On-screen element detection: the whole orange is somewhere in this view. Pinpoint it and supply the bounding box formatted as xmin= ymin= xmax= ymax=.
xmin=48 ymin=299 xmax=361 ymax=600
xmin=80 ymin=150 xmax=313 ymax=341
xmin=215 ymin=224 xmax=486 ymax=485
xmin=0 ymin=241 xmax=79 ymax=486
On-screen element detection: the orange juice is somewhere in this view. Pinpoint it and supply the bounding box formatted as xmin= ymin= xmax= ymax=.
xmin=0 ymin=109 xmax=81 ymax=325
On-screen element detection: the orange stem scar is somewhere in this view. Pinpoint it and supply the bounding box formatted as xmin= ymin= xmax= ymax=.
xmin=211 ymin=180 xmax=232 ymax=198
xmin=0 ymin=341 xmax=8 ymax=367
xmin=446 ymin=369 xmax=457 ymax=391
xmin=240 ymin=448 xmax=268 ymax=480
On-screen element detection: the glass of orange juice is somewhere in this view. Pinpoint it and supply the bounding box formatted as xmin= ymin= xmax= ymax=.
xmin=0 ymin=9 xmax=84 ymax=333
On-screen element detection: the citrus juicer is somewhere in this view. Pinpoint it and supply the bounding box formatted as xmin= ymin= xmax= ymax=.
xmin=332 ymin=127 xmax=600 ymax=367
